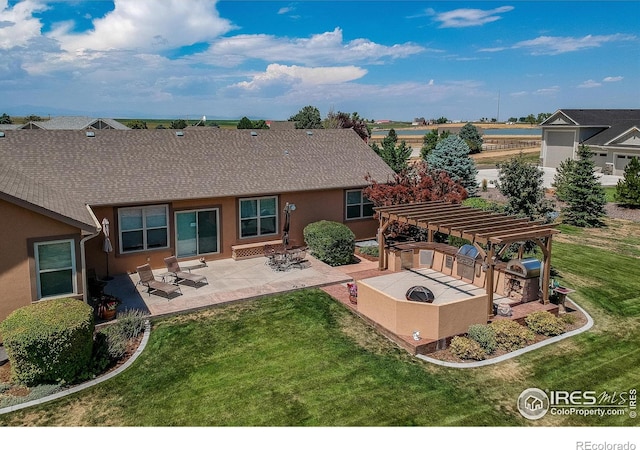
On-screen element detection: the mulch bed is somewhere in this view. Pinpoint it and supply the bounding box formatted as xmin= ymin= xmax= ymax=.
xmin=426 ymin=305 xmax=589 ymax=364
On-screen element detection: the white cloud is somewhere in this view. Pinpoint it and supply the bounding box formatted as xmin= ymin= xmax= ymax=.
xmin=206 ymin=27 xmax=424 ymax=66
xmin=512 ymin=34 xmax=635 ymax=55
xmin=603 ymin=76 xmax=623 ymax=82
xmin=278 ymin=6 xmax=295 ymax=15
xmin=534 ymin=86 xmax=560 ymax=95
xmin=233 ymin=64 xmax=367 ymax=91
xmin=0 ymin=0 xmax=47 ymax=50
xmin=50 ymin=0 xmax=233 ymax=52
xmin=578 ymin=79 xmax=601 ymax=88
xmin=430 ymin=6 xmax=514 ymax=28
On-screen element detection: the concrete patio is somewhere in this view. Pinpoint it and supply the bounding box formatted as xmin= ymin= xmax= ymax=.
xmin=102 ymin=254 xmax=353 ymax=318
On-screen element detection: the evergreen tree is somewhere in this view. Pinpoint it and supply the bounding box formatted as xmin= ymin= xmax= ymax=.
xmin=561 ymin=145 xmax=607 ymax=227
xmin=0 ymin=113 xmax=12 ymax=124
xmin=420 ymin=129 xmax=450 ymax=159
xmin=497 ymin=152 xmax=555 ymax=220
xmin=458 ymin=122 xmax=483 ymax=154
xmin=614 ymin=156 xmax=640 ymax=207
xmin=552 ymin=158 xmax=578 ymax=202
xmin=426 ymin=135 xmax=478 ymax=196
xmin=370 ymin=129 xmax=411 ymax=173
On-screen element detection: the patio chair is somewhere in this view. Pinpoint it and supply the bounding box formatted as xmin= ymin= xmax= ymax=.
xmin=288 ymin=248 xmax=307 ymax=269
xmin=163 ymin=256 xmax=208 ymax=287
xmin=136 ymin=264 xmax=182 ymax=298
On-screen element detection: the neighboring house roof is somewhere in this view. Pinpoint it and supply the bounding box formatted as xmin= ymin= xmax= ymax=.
xmin=0 ymin=128 xmax=394 ymax=211
xmin=542 ymin=109 xmax=640 ymax=146
xmin=18 ymin=116 xmax=129 ymax=130
xmin=0 ymin=163 xmax=98 ymax=231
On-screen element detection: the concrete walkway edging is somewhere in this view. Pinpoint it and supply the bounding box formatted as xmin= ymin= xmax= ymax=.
xmin=0 ymin=320 xmax=151 ymax=416
xmin=416 ymin=298 xmax=594 ymax=368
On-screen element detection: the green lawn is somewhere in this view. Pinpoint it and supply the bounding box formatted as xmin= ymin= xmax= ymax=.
xmin=1 ymin=222 xmax=639 ymax=426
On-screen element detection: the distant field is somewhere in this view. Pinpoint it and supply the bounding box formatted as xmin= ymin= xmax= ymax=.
xmin=115 ymin=118 xmax=240 ymax=129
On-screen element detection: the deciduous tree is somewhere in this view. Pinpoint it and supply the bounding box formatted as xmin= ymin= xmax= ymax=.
xmin=497 ymin=152 xmax=555 ymax=220
xmin=324 ymin=110 xmax=370 ymax=141
xmin=289 ymin=105 xmax=323 ymax=129
xmin=458 ymin=122 xmax=483 ymax=154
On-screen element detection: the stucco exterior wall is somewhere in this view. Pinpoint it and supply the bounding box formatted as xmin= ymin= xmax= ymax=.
xmin=88 ymin=188 xmax=380 ymax=276
xmin=356 ymin=281 xmax=488 ymax=340
xmin=0 ymin=199 xmax=83 ymax=322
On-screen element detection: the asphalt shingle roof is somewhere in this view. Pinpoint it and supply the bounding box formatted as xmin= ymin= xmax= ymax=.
xmin=0 ymin=128 xmax=394 ymax=226
xmin=0 ymin=163 xmax=98 ymax=231
xmin=549 ymin=109 xmax=640 ymax=146
xmin=20 ymin=116 xmax=129 ymax=130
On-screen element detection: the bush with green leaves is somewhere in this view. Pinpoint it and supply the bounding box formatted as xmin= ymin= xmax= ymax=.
xmin=0 ymin=298 xmax=94 ymax=386
xmin=467 ymin=324 xmax=497 ymax=354
xmin=525 ymin=311 xmax=565 ymax=336
xmin=489 ymin=319 xmax=535 ymax=352
xmin=449 ymin=336 xmax=486 ymax=361
xmin=303 ymin=220 xmax=355 ymax=266
xmin=92 ymin=309 xmax=148 ymax=370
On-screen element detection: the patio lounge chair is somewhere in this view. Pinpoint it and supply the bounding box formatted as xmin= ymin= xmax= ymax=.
xmin=136 ymin=264 xmax=182 ymax=298
xmin=163 ymin=256 xmax=208 ymax=287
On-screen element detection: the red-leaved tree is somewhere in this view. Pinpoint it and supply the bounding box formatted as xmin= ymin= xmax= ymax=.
xmin=363 ymin=160 xmax=467 ymax=207
xmin=363 ymin=161 xmax=467 ymax=240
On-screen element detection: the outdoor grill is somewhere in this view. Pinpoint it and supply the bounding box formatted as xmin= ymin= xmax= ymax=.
xmin=505 ymin=258 xmax=541 ymax=279
xmin=456 ymin=244 xmax=482 ymax=280
xmin=405 ymin=286 xmax=435 ymax=303
xmin=504 ymin=257 xmax=542 ymax=303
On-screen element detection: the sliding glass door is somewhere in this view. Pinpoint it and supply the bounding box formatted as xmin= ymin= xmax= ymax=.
xmin=175 ymin=209 xmax=219 ymax=258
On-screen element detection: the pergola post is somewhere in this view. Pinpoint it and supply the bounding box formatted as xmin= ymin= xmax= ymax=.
xmin=542 ymin=237 xmax=553 ymax=304
xmin=377 ymin=216 xmax=390 ymax=271
xmin=486 ymin=244 xmax=495 ymax=320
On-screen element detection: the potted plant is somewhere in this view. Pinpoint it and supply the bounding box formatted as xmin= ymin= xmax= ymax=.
xmin=97 ymin=294 xmax=121 ymax=321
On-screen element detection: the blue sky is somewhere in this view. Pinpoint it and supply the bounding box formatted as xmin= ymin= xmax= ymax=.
xmin=1 ymin=0 xmax=638 ymax=121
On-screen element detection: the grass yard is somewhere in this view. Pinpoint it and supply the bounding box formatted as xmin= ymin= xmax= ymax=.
xmin=1 ymin=219 xmax=639 ymax=426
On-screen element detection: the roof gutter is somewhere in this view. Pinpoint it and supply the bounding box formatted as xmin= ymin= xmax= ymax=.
xmin=80 ymin=204 xmax=103 ymax=304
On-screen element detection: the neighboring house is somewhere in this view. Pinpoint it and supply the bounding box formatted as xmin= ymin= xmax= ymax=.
xmin=540 ymin=109 xmax=640 ymax=175
xmin=3 ymin=116 xmax=129 ymax=130
xmin=0 ymin=128 xmax=394 ymax=322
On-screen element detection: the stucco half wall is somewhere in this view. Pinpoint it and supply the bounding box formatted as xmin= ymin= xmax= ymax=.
xmin=356 ymin=280 xmax=488 ymax=341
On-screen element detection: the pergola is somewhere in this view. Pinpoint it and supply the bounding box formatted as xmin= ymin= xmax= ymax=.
xmin=375 ymin=201 xmax=560 ymax=317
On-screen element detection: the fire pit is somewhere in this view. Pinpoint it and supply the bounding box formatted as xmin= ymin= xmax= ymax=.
xmin=405 ymin=286 xmax=435 ymax=303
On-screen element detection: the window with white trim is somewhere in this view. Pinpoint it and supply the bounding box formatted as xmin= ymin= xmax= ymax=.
xmin=346 ymin=189 xmax=374 ymax=220
xmin=239 ymin=196 xmax=278 ymax=238
xmin=35 ymin=239 xmax=76 ymax=299
xmin=118 ymin=205 xmax=169 ymax=253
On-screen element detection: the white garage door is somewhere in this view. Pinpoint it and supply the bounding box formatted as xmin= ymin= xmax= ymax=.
xmin=544 ymin=131 xmax=575 ymax=168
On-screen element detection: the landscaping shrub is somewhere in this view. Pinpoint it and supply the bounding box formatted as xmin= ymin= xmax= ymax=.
xmin=561 ymin=314 xmax=577 ymax=325
xmin=467 ymin=324 xmax=497 ymax=354
xmin=489 ymin=320 xmax=535 ymax=352
xmin=449 ymin=336 xmax=486 ymax=361
xmin=303 ymin=220 xmax=355 ymax=266
xmin=91 ymin=310 xmax=147 ymax=371
xmin=0 ymin=298 xmax=94 ymax=386
xmin=525 ymin=311 xmax=565 ymax=336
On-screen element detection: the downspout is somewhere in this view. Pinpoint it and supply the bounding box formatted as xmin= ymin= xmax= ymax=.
xmin=80 ymin=205 xmax=102 ymax=304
